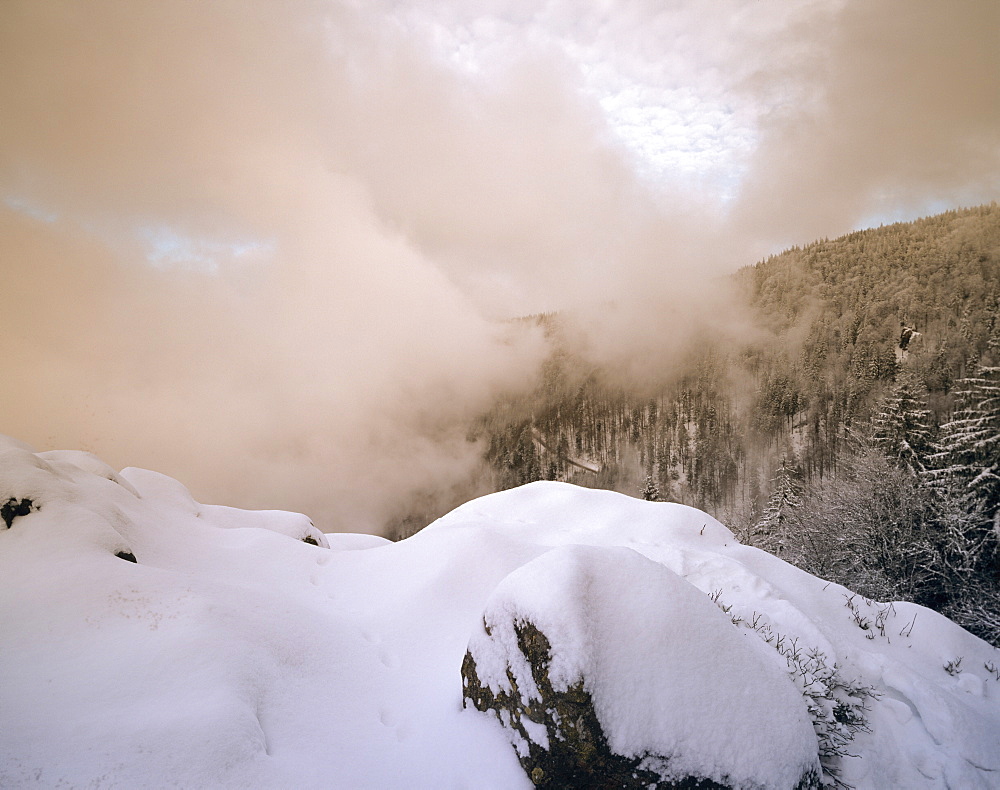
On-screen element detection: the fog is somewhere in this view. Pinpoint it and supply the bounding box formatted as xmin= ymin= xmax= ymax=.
xmin=2 ymin=0 xmax=997 ymax=531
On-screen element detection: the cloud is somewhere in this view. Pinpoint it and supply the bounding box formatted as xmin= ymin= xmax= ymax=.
xmin=730 ymin=0 xmax=1000 ymax=247
xmin=0 ymin=0 xmax=554 ymax=531
xmin=1 ymin=0 xmax=997 ymax=530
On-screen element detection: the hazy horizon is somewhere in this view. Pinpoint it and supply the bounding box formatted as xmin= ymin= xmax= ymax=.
xmin=2 ymin=0 xmax=998 ymax=532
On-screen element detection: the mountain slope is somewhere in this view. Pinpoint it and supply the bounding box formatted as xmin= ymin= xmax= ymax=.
xmin=475 ymin=203 xmax=1000 ymax=515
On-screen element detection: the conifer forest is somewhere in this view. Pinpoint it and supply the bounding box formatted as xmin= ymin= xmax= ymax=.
xmin=468 ymin=203 xmax=1000 ymax=644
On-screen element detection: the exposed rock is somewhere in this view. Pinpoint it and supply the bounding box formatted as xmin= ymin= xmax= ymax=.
xmin=1 ymin=497 xmax=35 ymax=529
xmin=462 ymin=620 xmax=728 ymax=789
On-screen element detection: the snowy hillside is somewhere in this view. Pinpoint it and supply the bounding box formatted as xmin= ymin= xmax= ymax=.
xmin=2 ymin=434 xmax=999 ymax=788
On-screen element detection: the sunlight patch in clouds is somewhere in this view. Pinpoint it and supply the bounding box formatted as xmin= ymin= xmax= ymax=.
xmin=596 ymin=85 xmax=756 ymax=196
xmin=386 ymin=3 xmax=758 ymax=196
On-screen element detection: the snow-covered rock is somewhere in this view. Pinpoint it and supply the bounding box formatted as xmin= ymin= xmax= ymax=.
xmin=1 ymin=437 xmax=999 ymax=788
xmin=462 ymin=544 xmax=821 ymax=789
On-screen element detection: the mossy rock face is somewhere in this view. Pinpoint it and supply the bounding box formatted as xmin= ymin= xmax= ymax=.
xmin=462 ymin=620 xmax=729 ymax=790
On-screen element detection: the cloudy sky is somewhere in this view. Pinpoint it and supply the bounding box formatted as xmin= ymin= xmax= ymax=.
xmin=2 ymin=0 xmax=998 ymax=531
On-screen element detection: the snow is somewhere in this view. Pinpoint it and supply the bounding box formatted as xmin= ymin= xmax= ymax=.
xmin=2 ymin=434 xmax=1000 ymax=788
xmin=467 ymin=544 xmax=820 ymax=787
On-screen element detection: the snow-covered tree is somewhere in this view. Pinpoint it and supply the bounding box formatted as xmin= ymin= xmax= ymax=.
xmin=755 ymin=458 xmax=803 ymax=551
xmin=640 ymin=475 xmax=660 ymax=502
xmin=926 ymin=365 xmax=1000 ymax=533
xmin=871 ymin=373 xmax=933 ymax=474
xmin=779 ymin=445 xmax=996 ymax=630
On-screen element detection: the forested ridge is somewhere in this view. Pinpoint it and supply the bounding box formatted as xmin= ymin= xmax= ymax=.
xmin=466 ymin=202 xmax=1000 ymax=643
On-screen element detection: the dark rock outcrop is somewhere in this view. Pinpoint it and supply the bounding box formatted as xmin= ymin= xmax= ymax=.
xmin=462 ymin=619 xmax=731 ymax=789
xmin=1 ymin=497 xmax=35 ymax=528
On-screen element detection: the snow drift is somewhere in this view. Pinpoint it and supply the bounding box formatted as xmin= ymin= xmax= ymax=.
xmin=1 ymin=434 xmax=999 ymax=788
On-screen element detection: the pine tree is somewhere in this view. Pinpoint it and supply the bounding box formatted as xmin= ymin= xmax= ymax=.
xmin=926 ymin=365 xmax=1000 ymax=531
xmin=872 ymin=372 xmax=934 ymax=474
xmin=756 ymin=458 xmax=803 ymax=546
xmin=641 ymin=475 xmax=660 ymax=502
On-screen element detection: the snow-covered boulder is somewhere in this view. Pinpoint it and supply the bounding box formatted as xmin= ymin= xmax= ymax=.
xmin=462 ymin=544 xmax=822 ymax=789
xmin=445 ymin=483 xmax=1000 ymax=788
